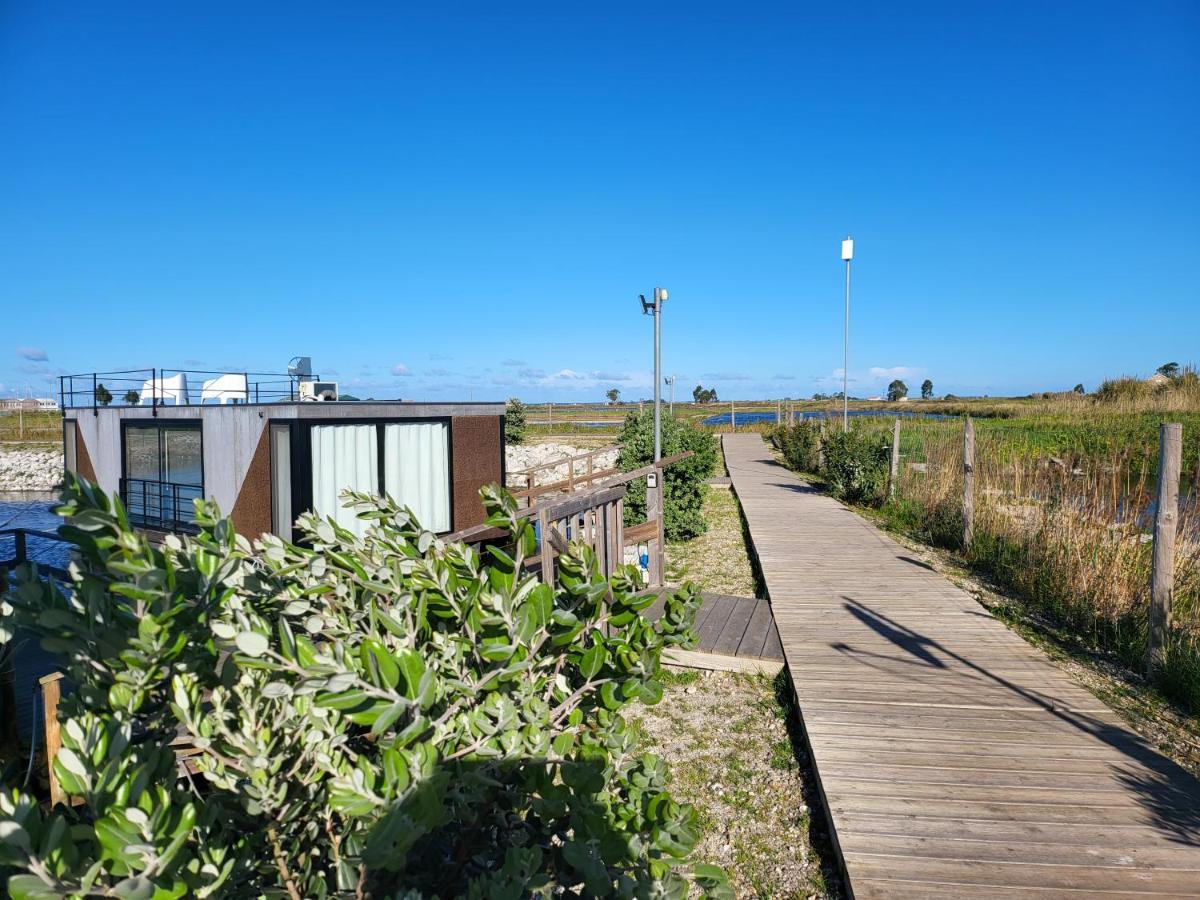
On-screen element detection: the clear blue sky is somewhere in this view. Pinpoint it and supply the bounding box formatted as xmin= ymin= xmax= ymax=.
xmin=2 ymin=1 xmax=1197 ymax=402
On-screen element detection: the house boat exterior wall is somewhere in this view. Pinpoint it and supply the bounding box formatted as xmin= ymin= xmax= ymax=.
xmin=64 ymin=402 xmax=505 ymax=538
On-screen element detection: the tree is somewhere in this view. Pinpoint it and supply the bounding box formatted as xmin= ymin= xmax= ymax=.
xmin=606 ymin=387 xmax=621 ymax=405
xmin=1073 ymin=383 xmax=1085 ymax=394
xmin=887 ymin=379 xmax=908 ymax=402
xmin=0 ymin=478 xmax=729 ymax=898
xmin=504 ymin=396 xmax=526 ymax=445
xmin=920 ymin=379 xmax=933 ymax=399
xmin=691 ymin=385 xmax=717 ymax=404
xmin=618 ymin=411 xmax=718 ymax=541
xmin=1157 ymin=362 xmax=1180 ymax=379
xmin=94 ymin=383 xmax=113 ymax=406
xmin=122 ymin=389 xmax=140 ymax=405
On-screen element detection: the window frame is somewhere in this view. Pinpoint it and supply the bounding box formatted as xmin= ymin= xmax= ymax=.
xmin=281 ymin=416 xmax=455 ymax=539
xmin=119 ymin=420 xmax=205 ymax=532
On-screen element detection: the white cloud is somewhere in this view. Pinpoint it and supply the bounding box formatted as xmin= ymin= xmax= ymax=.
xmin=391 ymin=363 xmax=412 ymax=376
xmin=17 ymin=346 xmax=48 ymax=361
xmin=868 ymin=366 xmax=922 ymax=381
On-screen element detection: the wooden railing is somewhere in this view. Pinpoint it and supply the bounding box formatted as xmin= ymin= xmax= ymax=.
xmin=509 ymin=447 xmax=619 ymax=507
xmin=452 ymin=451 xmax=692 ymax=588
xmin=0 ymin=528 xmax=70 ymax=580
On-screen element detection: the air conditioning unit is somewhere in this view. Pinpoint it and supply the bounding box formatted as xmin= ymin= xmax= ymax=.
xmin=299 ymin=381 xmax=339 ymax=402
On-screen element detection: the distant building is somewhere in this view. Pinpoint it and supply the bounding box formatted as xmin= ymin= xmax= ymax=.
xmin=0 ymin=397 xmax=58 ymax=411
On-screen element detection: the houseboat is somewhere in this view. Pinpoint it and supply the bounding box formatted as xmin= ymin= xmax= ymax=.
xmin=58 ymin=363 xmax=505 ymax=540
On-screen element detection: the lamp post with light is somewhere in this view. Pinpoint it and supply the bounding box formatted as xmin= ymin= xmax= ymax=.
xmin=665 ymin=374 xmax=676 ymax=416
xmin=640 ymin=287 xmax=668 ymax=461
xmin=841 ymin=236 xmax=854 ymax=432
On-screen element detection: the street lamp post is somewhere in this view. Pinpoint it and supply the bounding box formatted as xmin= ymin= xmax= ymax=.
xmin=640 ymin=287 xmax=668 ymax=461
xmin=841 ymin=236 xmax=854 ymax=433
xmin=665 ymin=375 xmax=675 ymax=416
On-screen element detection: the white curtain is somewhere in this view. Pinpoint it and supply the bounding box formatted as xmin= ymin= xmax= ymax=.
xmin=384 ymin=422 xmax=450 ymax=532
xmin=311 ymin=424 xmax=378 ymax=538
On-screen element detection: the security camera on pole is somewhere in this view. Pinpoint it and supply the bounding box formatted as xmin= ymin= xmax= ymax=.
xmin=841 ymin=236 xmax=854 ymax=433
xmin=639 ymin=287 xmax=668 ymax=586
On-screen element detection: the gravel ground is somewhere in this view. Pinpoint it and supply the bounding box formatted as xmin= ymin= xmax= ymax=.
xmin=630 ymin=670 xmax=842 ymax=899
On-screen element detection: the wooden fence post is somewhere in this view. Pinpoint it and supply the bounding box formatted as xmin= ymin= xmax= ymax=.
xmin=963 ymin=417 xmax=975 ymax=548
xmin=816 ymin=421 xmax=825 ymax=469
xmin=730 ymin=402 xmax=736 ymax=433
xmin=889 ymin=418 xmax=901 ymax=500
xmin=538 ymin=507 xmax=554 ymax=587
xmin=1148 ymin=423 xmax=1182 ymax=676
xmin=40 ymin=672 xmax=65 ymax=806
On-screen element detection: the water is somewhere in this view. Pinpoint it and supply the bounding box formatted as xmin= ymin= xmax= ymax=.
xmin=702 ymin=409 xmax=956 ymax=426
xmin=0 ymin=492 xmax=68 ymax=570
xmin=0 ymin=493 xmax=69 ymax=750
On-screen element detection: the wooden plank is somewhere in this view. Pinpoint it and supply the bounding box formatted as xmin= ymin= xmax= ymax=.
xmin=721 ymin=433 xmax=1200 ymax=897
xmin=735 ymin=598 xmax=775 ymax=658
xmin=710 ymin=597 xmax=755 ymax=656
xmin=694 ymin=595 xmax=736 ymax=650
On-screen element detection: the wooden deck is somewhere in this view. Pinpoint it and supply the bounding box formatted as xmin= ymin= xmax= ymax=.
xmin=644 ymin=592 xmax=784 ymax=672
xmin=723 ymin=434 xmax=1200 ymax=898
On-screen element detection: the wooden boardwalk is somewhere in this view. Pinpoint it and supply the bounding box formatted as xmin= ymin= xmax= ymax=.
xmin=723 ymin=434 xmax=1200 ymax=898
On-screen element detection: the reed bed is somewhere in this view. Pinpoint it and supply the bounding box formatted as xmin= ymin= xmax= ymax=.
xmin=773 ymin=403 xmax=1200 ymax=713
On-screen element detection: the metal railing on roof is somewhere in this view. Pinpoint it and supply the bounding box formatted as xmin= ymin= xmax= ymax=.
xmin=58 ymin=368 xmax=302 ymax=415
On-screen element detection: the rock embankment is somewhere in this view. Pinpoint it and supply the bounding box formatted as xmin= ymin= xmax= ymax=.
xmin=505 ymin=442 xmax=619 ymax=488
xmin=0 ymin=447 xmax=64 ymax=492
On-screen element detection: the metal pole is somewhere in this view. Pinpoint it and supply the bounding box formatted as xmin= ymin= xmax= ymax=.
xmin=843 ymin=254 xmax=851 ymax=432
xmin=653 ymin=287 xmax=663 ymax=462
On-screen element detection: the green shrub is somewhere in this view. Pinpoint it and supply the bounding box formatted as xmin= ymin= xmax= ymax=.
xmin=819 ymin=428 xmax=890 ymax=504
xmin=505 ymin=396 xmax=527 ymax=445
xmin=769 ymin=421 xmax=822 ymax=473
xmin=0 ymin=477 xmax=729 ymax=898
xmin=618 ymin=411 xmax=718 ymax=541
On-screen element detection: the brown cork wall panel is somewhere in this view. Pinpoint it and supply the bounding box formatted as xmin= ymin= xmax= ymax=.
xmin=231 ymin=426 xmax=272 ymax=539
xmin=74 ymin=424 xmax=97 ymax=484
xmin=451 ymin=415 xmax=503 ymax=530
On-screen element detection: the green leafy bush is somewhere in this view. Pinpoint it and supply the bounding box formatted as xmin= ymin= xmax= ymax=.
xmin=617 ymin=411 xmax=718 ymax=541
xmin=819 ymin=428 xmax=890 ymax=504
xmin=505 ymin=396 xmax=527 ymax=445
xmin=768 ymin=421 xmax=822 ymax=473
xmin=0 ymin=477 xmax=728 ymax=898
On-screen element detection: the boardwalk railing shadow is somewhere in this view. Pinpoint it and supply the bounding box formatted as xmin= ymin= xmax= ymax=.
xmin=833 ymin=597 xmax=1200 ymax=845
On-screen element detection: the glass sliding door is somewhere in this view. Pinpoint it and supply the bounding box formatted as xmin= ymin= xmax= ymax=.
xmin=310 ymin=424 xmax=378 ymax=538
xmin=383 ymin=422 xmax=450 ymax=532
xmin=121 ymin=424 xmax=204 ymax=530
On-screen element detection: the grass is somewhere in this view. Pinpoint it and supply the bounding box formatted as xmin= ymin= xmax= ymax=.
xmin=665 ymin=441 xmax=761 ymax=598
xmin=768 ymin=382 xmax=1200 ymax=717
xmin=631 ymin=670 xmax=842 ymax=898
xmin=0 ymin=411 xmax=61 ymax=444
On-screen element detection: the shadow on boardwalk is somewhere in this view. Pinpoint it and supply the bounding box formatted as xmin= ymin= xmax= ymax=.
xmin=834 ymin=598 xmax=1200 ymax=846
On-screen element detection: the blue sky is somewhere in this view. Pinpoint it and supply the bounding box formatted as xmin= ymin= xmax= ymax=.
xmin=2 ymin=1 xmax=1197 ymax=402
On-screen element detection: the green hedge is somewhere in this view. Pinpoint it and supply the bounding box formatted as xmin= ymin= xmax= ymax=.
xmin=618 ymin=411 xmax=718 ymax=541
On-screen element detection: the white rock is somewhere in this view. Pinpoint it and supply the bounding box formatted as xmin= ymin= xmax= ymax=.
xmin=0 ymin=447 xmax=63 ymax=492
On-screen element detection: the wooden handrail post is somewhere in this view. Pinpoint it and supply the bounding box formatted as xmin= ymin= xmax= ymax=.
xmin=39 ymin=672 xmax=65 ymax=806
xmin=889 ymin=418 xmax=901 ymax=500
xmin=730 ymin=402 xmax=736 ymax=433
xmin=1148 ymin=423 xmax=1182 ymax=676
xmin=646 ymin=472 xmax=663 ymax=586
xmin=963 ymin=417 xmax=975 ymax=549
xmin=538 ymin=508 xmax=554 ymax=586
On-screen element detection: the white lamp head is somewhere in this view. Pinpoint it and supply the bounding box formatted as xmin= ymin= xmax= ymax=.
xmin=655 ymin=287 xmax=668 ymax=302
xmin=841 ymin=237 xmax=854 ymax=261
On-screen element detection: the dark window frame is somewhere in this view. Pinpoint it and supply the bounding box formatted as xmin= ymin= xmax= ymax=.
xmin=276 ymin=416 xmax=455 ymax=541
xmin=119 ymin=420 xmax=205 ymax=532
